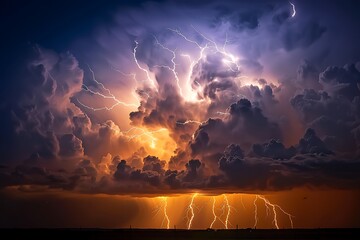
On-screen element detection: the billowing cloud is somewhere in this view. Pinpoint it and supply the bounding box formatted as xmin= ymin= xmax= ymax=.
xmin=1 ymin=0 xmax=360 ymax=196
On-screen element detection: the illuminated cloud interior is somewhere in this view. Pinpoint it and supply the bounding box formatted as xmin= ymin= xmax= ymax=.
xmin=0 ymin=0 xmax=360 ymax=228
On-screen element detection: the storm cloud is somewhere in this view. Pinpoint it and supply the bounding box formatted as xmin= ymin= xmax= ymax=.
xmin=1 ymin=0 xmax=360 ymax=195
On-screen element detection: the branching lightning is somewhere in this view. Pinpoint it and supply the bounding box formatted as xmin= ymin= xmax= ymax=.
xmin=77 ymin=66 xmax=138 ymax=111
xmin=77 ymin=27 xmax=297 ymax=232
xmin=125 ymin=127 xmax=167 ymax=148
xmin=186 ymin=193 xmax=198 ymax=229
xmin=167 ymin=26 xmax=242 ymax=102
xmin=160 ymin=197 xmax=170 ymax=229
xmin=150 ymin=194 xmax=295 ymax=230
xmin=253 ymin=195 xmax=294 ymax=229
xmin=191 ymin=25 xmax=240 ymax=73
xmin=98 ymin=122 xmax=167 ymax=149
xmin=133 ymin=40 xmax=158 ymax=89
xmin=210 ymin=197 xmax=218 ymax=229
xmin=153 ymin=197 xmax=170 ymax=229
xmin=223 ymin=194 xmax=232 ymax=229
xmin=153 ymin=36 xmax=183 ymax=97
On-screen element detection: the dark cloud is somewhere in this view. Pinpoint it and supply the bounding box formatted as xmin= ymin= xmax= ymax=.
xmin=0 ymin=46 xmax=83 ymax=163
xmin=114 ymin=160 xmax=132 ymax=180
xmin=297 ymin=128 xmax=332 ymax=155
xmin=253 ymin=139 xmax=296 ymax=160
xmin=290 ymin=77 xmax=359 ymax=153
xmin=320 ymin=64 xmax=360 ymax=100
xmin=1 ymin=0 xmax=360 ymax=196
xmin=296 ymin=60 xmax=322 ymax=89
xmin=142 ymin=155 xmax=166 ymax=174
xmin=272 ymin=11 xmax=290 ymax=25
xmin=281 ymin=20 xmax=327 ymax=51
xmin=59 ymin=134 xmax=84 ymax=157
xmin=231 ymin=11 xmax=260 ymax=31
xmin=190 ymin=98 xmax=282 ymax=157
xmin=183 ymin=159 xmax=202 ymax=182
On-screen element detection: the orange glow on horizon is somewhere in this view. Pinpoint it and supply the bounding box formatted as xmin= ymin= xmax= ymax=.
xmin=145 ymin=193 xmax=294 ymax=230
xmin=2 ymin=187 xmax=360 ymax=229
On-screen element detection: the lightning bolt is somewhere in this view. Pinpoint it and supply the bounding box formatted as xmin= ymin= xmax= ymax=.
xmin=98 ymin=122 xmax=166 ymax=149
xmin=133 ymin=40 xmax=158 ymax=89
xmin=209 ymin=196 xmax=218 ymax=229
xmin=223 ymin=194 xmax=232 ymax=229
xmin=240 ymin=195 xmax=246 ymax=210
xmin=253 ymin=195 xmax=294 ymax=229
xmin=110 ymin=64 xmax=153 ymax=101
xmin=153 ymin=36 xmax=183 ymax=97
xmin=290 ymin=2 xmax=296 ymax=17
xmin=125 ymin=127 xmax=167 ymax=149
xmin=159 ymin=197 xmax=170 ymax=229
xmin=77 ymin=66 xmax=138 ymax=111
xmin=167 ymin=27 xmax=243 ymax=103
xmin=191 ymin=25 xmax=240 ymax=73
xmin=186 ymin=193 xmax=198 ymax=229
xmin=168 ymin=28 xmax=209 ymax=100
xmin=176 ymin=120 xmax=202 ymax=125
xmin=125 ymin=127 xmax=167 ymax=141
xmin=253 ymin=195 xmax=259 ymax=229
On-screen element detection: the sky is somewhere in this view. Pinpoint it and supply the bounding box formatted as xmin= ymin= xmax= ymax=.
xmin=0 ymin=0 xmax=360 ymax=229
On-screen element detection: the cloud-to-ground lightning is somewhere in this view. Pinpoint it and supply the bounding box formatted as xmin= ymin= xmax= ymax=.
xmin=152 ymin=197 xmax=170 ymax=229
xmin=253 ymin=195 xmax=259 ymax=229
xmin=289 ymin=2 xmax=296 ymax=17
xmin=253 ymin=195 xmax=294 ymax=229
xmin=78 ymin=29 xmax=293 ymax=231
xmin=210 ymin=197 xmax=218 ymax=229
xmin=223 ymin=194 xmax=232 ymax=229
xmin=150 ymin=194 xmax=296 ymax=230
xmin=186 ymin=193 xmax=198 ymax=229
xmin=160 ymin=197 xmax=170 ymax=229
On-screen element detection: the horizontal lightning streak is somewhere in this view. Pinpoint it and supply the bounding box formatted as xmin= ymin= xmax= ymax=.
xmin=176 ymin=120 xmax=202 ymax=125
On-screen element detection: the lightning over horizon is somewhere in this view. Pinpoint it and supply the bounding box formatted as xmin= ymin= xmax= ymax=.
xmin=186 ymin=193 xmax=198 ymax=229
xmin=2 ymin=0 xmax=360 ymax=230
xmin=253 ymin=195 xmax=294 ymax=229
xmin=151 ymin=194 xmax=294 ymax=230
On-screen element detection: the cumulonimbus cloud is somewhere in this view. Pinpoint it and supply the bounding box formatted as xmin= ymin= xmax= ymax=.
xmin=1 ymin=0 xmax=360 ymax=195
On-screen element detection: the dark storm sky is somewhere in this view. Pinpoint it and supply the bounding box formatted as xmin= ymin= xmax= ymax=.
xmin=0 ymin=0 xmax=360 ymax=195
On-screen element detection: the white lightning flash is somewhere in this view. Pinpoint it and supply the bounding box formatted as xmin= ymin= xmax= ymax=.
xmin=253 ymin=195 xmax=294 ymax=229
xmin=191 ymin=25 xmax=240 ymax=73
xmin=176 ymin=120 xmax=202 ymax=125
xmin=153 ymin=36 xmax=183 ymax=97
xmin=168 ymin=27 xmax=241 ymax=101
xmin=290 ymin=2 xmax=296 ymax=17
xmin=133 ymin=40 xmax=158 ymax=89
xmin=77 ymin=66 xmax=138 ymax=111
